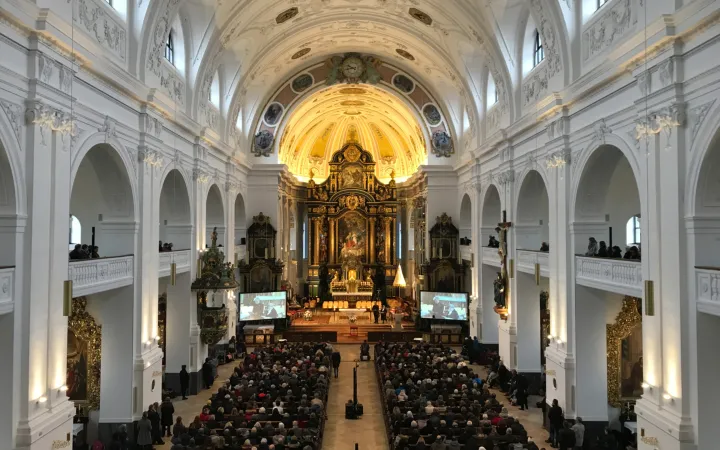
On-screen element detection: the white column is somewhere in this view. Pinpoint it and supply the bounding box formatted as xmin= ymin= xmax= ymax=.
xmin=500 ymin=175 xmax=517 ymax=369
xmin=190 ymin=171 xmax=207 ymax=375
xmin=545 ymin=155 xmax=575 ymax=418
xmin=164 ymin=272 xmax=199 ymax=394
xmin=224 ymin=183 xmax=236 ymax=264
xmin=636 ymin=104 xmax=694 ymax=449
xmin=470 ymin=183 xmax=483 ymax=339
xmin=131 ymin=151 xmax=163 ymax=422
xmin=15 ymin=98 xmax=75 ymax=449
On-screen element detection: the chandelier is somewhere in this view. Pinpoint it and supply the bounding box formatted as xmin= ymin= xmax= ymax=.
xmin=634 ymin=111 xmax=681 ymax=141
xmin=143 ymin=151 xmax=164 ymax=168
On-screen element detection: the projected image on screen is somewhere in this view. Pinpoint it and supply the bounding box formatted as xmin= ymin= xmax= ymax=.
xmin=239 ymin=292 xmax=287 ymax=321
xmin=420 ymin=292 xmax=468 ymax=321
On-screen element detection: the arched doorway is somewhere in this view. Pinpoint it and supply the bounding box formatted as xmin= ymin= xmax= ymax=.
xmin=515 ymin=170 xmax=550 ymax=376
xmin=70 ymin=144 xmax=136 ymax=257
xmin=693 ymin=126 xmax=720 ymax=449
xmin=572 ymin=144 xmax=642 ymax=422
xmin=206 ymin=184 xmax=225 ymax=248
xmin=480 ymin=185 xmax=502 ymax=345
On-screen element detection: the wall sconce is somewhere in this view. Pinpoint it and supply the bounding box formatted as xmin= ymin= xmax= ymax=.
xmin=145 ymin=340 xmax=153 ymax=347
xmin=556 ymin=338 xmax=563 ymax=345
xmin=58 ymin=385 xmax=68 ymax=393
xmin=644 ymin=280 xmax=655 ymax=316
xmin=63 ymin=280 xmax=73 ymax=317
xmin=509 ymin=259 xmax=515 ymax=278
xmin=37 ymin=396 xmax=48 ymax=404
xmin=170 ymin=262 xmax=177 ymax=285
xmin=662 ymin=393 xmax=673 ymax=401
xmin=641 ymin=382 xmax=650 ymax=389
xmin=535 ymin=263 xmax=540 ymax=285
xmin=153 ymin=335 xmax=159 ymax=342
xmin=547 ymin=334 xmax=553 ymax=340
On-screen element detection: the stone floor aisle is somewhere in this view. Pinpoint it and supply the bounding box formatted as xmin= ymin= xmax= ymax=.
xmin=322 ymin=344 xmax=389 ymax=450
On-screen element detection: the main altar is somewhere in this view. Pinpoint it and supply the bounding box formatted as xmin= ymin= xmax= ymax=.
xmin=305 ymin=141 xmax=398 ymax=307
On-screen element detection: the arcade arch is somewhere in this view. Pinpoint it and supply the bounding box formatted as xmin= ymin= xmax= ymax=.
xmin=479 ymin=185 xmax=502 ymax=345
xmin=460 ymin=193 xmax=472 ymax=244
xmin=159 ymin=169 xmax=192 ymax=250
xmin=206 ymin=184 xmax=225 ymax=247
xmin=572 ymin=144 xmax=644 ymax=423
xmin=693 ymin=125 xmax=720 ymax=449
xmin=234 ymin=193 xmax=246 ymax=247
xmin=70 ymin=143 xmax=136 ymax=257
xmin=516 ymin=170 xmax=550 ymax=251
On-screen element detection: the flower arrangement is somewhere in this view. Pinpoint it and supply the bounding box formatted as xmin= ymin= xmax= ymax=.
xmin=303 ymin=309 xmax=313 ymax=321
xmin=349 ymin=314 xmax=357 ymax=323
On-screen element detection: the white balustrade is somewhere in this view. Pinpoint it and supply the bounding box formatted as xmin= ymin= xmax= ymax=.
xmin=516 ymin=250 xmax=550 ymax=277
xmin=0 ymin=267 xmax=14 ymax=315
xmin=575 ymin=256 xmax=642 ymax=297
xmin=158 ymin=249 xmax=191 ymax=277
xmin=482 ymin=246 xmax=501 ymax=267
xmin=697 ymin=267 xmax=720 ymax=316
xmin=69 ymin=255 xmax=134 ymax=297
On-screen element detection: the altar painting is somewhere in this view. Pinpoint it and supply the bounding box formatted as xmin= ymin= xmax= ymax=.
xmin=339 ymin=212 xmax=366 ymax=263
xmin=341 ymin=165 xmax=364 ymax=189
xmin=67 ymin=330 xmax=88 ymax=402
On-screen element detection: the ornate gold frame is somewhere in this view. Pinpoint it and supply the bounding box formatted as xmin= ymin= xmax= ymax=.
xmin=606 ymin=296 xmax=642 ymax=407
xmin=67 ymin=297 xmax=102 ymax=410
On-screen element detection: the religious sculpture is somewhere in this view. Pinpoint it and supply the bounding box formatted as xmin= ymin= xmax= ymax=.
xmin=211 ymin=226 xmax=218 ymax=248
xmin=540 ymin=242 xmax=549 ymax=252
xmin=488 ymin=236 xmax=499 ymax=248
xmin=586 ymin=237 xmax=599 ymax=256
xmin=493 ymin=272 xmax=506 ymax=309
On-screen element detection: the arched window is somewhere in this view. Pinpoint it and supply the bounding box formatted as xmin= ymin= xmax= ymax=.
xmin=597 ymin=0 xmax=609 ymax=10
xmin=626 ymin=215 xmax=641 ymax=246
xmin=105 ymin=0 xmax=113 ymax=6
xmin=487 ymin=72 xmax=498 ymax=109
xmin=533 ymin=29 xmax=544 ymax=67
xmin=69 ymin=215 xmax=81 ymax=250
xmin=165 ymin=30 xmax=175 ymax=65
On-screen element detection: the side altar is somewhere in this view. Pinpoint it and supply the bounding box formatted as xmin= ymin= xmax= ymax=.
xmin=306 ymin=142 xmax=399 ymax=305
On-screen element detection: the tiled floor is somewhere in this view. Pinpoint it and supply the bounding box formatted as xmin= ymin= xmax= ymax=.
xmin=157 ymin=347 xmax=548 ymax=450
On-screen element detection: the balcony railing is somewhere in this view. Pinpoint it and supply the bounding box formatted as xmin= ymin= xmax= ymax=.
xmin=575 ymin=255 xmax=642 ymax=297
xmin=517 ymin=249 xmax=550 ymax=277
xmin=69 ymin=255 xmax=134 ymax=297
xmin=0 ymin=266 xmax=14 ymax=315
xmin=159 ymin=249 xmax=191 ymax=277
xmin=482 ymin=247 xmax=501 ymax=267
xmin=697 ymin=266 xmax=720 ymax=316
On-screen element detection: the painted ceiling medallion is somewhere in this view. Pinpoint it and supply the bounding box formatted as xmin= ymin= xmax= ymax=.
xmin=409 ymin=7 xmax=433 ymax=26
xmin=292 ymin=48 xmax=311 ymax=60
xmin=396 ymin=49 xmax=415 ymax=61
xmin=432 ymin=131 xmax=454 ymax=157
xmin=326 ymin=53 xmax=382 ymax=85
xmin=276 ymin=7 xmax=299 ymax=24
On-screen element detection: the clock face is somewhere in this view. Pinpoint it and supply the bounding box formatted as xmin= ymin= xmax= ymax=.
xmin=341 ymin=57 xmax=365 ymax=79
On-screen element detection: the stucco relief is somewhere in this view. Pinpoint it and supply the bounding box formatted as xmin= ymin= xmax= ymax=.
xmin=523 ymin=64 xmax=549 ymax=107
xmin=0 ymin=100 xmax=23 ymax=145
xmin=689 ymin=100 xmax=716 ymax=151
xmin=159 ymin=67 xmax=185 ymax=106
xmin=147 ymin=0 xmax=181 ymax=76
xmin=530 ymin=0 xmax=562 ymax=77
xmin=582 ymin=0 xmax=635 ymax=62
xmin=74 ymin=0 xmax=127 ymax=61
xmin=38 ymin=54 xmax=55 ymax=85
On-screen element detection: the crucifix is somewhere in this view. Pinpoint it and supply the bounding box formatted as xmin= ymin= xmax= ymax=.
xmin=496 ymin=210 xmax=513 ymax=279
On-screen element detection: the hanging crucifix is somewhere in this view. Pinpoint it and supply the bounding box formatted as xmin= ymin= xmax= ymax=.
xmin=496 ymin=210 xmax=512 ymax=275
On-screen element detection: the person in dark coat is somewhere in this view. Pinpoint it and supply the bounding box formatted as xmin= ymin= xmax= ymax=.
xmin=331 ymin=351 xmax=341 ymax=378
xmin=202 ymin=358 xmax=214 ymax=389
xmin=160 ymin=397 xmax=175 ymax=437
xmin=548 ymin=399 xmax=564 ymax=447
xmin=559 ymin=421 xmax=577 ymax=450
xmin=136 ymin=412 xmax=153 ymax=450
xmin=148 ymin=404 xmax=163 ymax=445
xmin=180 ymin=365 xmax=190 ymax=399
xmin=372 ymin=304 xmax=380 ymax=323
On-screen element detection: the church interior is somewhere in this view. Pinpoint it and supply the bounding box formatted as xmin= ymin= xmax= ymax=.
xmin=0 ymin=0 xmax=719 ymax=449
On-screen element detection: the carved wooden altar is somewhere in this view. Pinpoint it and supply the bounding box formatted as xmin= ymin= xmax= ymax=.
xmin=420 ymin=213 xmax=468 ymax=293
xmin=306 ymin=143 xmax=398 ymax=299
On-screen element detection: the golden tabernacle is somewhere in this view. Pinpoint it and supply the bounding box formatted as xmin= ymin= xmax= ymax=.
xmin=305 ymin=140 xmax=398 ymax=306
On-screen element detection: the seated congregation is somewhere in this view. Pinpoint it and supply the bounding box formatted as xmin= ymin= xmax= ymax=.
xmin=376 ymin=342 xmax=540 ymax=450
xmin=162 ymin=342 xmax=332 ymax=450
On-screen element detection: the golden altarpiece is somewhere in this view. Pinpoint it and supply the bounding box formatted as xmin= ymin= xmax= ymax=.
xmin=306 ymin=143 xmax=398 ymax=303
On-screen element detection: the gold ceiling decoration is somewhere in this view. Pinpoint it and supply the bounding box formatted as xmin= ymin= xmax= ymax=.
xmin=280 ymin=84 xmax=426 ymax=183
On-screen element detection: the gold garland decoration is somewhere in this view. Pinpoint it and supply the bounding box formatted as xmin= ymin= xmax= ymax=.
xmin=606 ymin=296 xmax=642 ymax=407
xmin=67 ymin=297 xmax=102 ymax=410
